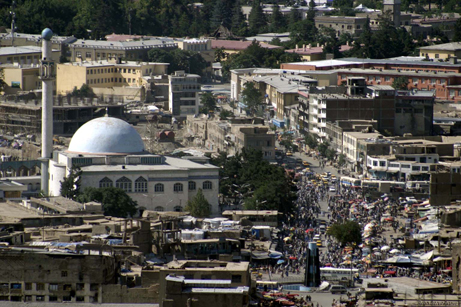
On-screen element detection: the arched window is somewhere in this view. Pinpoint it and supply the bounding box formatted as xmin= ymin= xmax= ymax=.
xmin=154 ymin=183 xmax=164 ymax=193
xmin=154 ymin=206 xmax=164 ymax=212
xmin=174 ymin=206 xmax=183 ymax=212
xmin=174 ymin=183 xmax=183 ymax=193
xmin=99 ymin=177 xmax=113 ymax=188
xmin=134 ymin=177 xmax=148 ymax=193
xmin=116 ymin=176 xmax=132 ymax=192
xmin=203 ymin=181 xmax=212 ymax=190
xmin=188 ymin=181 xmax=196 ymax=191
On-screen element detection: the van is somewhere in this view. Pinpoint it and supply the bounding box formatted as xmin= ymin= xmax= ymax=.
xmin=319 ymin=225 xmax=326 ymax=233
xmin=330 ymin=285 xmax=347 ymax=294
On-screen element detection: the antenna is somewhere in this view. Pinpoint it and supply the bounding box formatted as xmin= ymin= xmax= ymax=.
xmin=105 ymin=107 xmax=109 ymax=117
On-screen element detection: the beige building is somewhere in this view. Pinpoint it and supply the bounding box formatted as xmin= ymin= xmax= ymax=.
xmin=187 ymin=116 xmax=276 ymax=159
xmin=56 ymin=59 xmax=168 ymax=100
xmin=0 ymin=46 xmax=59 ymax=65
xmin=168 ymin=71 xmax=201 ymax=118
xmin=315 ymin=16 xmax=368 ymax=36
xmin=1 ymin=64 xmax=44 ymax=94
xmin=159 ymin=260 xmax=250 ymax=307
xmin=67 ymin=38 xmax=176 ymax=62
xmin=419 ymin=42 xmax=461 ymax=61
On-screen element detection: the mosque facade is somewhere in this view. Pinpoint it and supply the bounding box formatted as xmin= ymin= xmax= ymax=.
xmin=48 ymin=117 xmax=220 ymax=215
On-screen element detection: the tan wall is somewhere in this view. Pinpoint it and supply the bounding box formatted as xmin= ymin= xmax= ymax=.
xmin=419 ymin=50 xmax=458 ymax=61
xmin=102 ymin=284 xmax=159 ymax=303
xmin=56 ymin=64 xmax=87 ymax=94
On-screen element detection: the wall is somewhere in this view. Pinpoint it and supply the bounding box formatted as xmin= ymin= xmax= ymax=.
xmin=101 ymin=284 xmax=159 ymax=303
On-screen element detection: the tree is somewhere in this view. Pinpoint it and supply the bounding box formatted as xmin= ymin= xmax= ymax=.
xmin=148 ymin=49 xmax=206 ymax=76
xmin=185 ymin=188 xmax=211 ymax=218
xmin=248 ymin=0 xmax=267 ymax=35
xmin=327 ymin=220 xmax=362 ymax=247
xmin=219 ymin=109 xmax=234 ymax=120
xmin=318 ymin=141 xmax=331 ymax=157
xmin=77 ymin=187 xmax=138 ymax=218
xmin=241 ymin=82 xmax=263 ymax=116
xmin=210 ymin=0 xmax=232 ymax=30
xmin=453 ymin=18 xmax=461 ymax=42
xmin=71 ymin=84 xmax=95 ymax=98
xmin=200 ymin=92 xmax=217 ymax=114
xmin=280 ymin=131 xmax=295 ymax=152
xmin=305 ymin=133 xmax=318 ymax=150
xmin=338 ymin=154 xmax=346 ymax=167
xmin=392 ymin=76 xmax=409 ymax=90
xmin=269 ymin=5 xmax=285 ymax=33
xmin=60 ymin=166 xmax=82 ymax=200
xmin=231 ymin=0 xmax=247 ymax=36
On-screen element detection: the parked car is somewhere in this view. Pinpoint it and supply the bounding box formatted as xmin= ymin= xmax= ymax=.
xmin=330 ymin=285 xmax=347 ymax=294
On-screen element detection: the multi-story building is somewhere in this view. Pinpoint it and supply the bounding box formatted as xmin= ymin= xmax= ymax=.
xmin=343 ymin=131 xmax=384 ymax=173
xmin=186 ymin=116 xmax=275 ymax=159
xmin=0 ymin=248 xmax=116 ymax=303
xmin=314 ymin=16 xmax=368 ymax=37
xmin=1 ymin=64 xmax=43 ymax=94
xmin=0 ymin=46 xmax=59 ymax=66
xmin=419 ymin=42 xmax=461 ymax=61
xmin=56 ymin=59 xmax=168 ymax=101
xmin=67 ymin=38 xmax=176 ymax=62
xmin=168 ymin=71 xmax=201 ymax=119
xmin=326 ymin=119 xmax=378 ymax=154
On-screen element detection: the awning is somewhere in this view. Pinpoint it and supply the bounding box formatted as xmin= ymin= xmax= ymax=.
xmin=433 ymin=256 xmax=452 ymax=262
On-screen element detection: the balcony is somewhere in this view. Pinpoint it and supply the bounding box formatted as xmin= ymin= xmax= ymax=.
xmin=318 ymin=112 xmax=326 ymax=118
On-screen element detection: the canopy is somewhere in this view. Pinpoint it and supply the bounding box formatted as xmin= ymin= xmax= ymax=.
xmin=381 ymin=246 xmax=390 ymax=251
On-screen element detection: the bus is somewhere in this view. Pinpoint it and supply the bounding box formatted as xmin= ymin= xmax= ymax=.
xmin=320 ymin=267 xmax=359 ymax=283
xmin=256 ymin=281 xmax=280 ymax=292
xmin=361 ymin=180 xmax=380 ymax=192
xmin=340 ymin=176 xmax=361 ymax=187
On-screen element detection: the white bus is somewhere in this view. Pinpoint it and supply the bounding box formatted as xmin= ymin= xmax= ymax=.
xmin=340 ymin=176 xmax=361 ymax=187
xmin=320 ymin=267 xmax=359 ymax=283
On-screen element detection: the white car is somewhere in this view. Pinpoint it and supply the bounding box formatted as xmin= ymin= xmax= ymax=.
xmin=329 ymin=186 xmax=336 ymax=192
xmin=313 ymin=234 xmax=321 ymax=241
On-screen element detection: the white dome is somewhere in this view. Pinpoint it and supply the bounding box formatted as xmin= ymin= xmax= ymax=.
xmin=68 ymin=117 xmax=145 ymax=155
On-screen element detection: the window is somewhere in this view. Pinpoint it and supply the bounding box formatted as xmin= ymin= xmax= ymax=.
xmin=61 ymin=271 xmax=68 ymax=277
xmin=385 ymin=76 xmax=390 ymax=82
xmin=435 ymin=54 xmax=439 ymax=59
xmin=86 ymin=52 xmax=91 ymax=58
xmin=63 ymin=296 xmax=72 ymax=302
xmin=63 ymin=284 xmax=72 ymax=291
xmin=76 ymin=51 xmax=82 ymax=58
xmin=412 ymin=166 xmax=420 ymax=171
xmin=431 ymin=78 xmax=436 ymax=85
xmin=422 ymin=166 xmax=429 ymax=171
xmin=90 ymin=284 xmax=98 ymax=291
xmin=440 ymin=79 xmax=446 ymax=84
xmin=155 ymin=206 xmax=164 ymax=212
xmin=373 ymin=161 xmax=378 ymax=166
xmin=231 ymin=275 xmax=242 ymax=283
xmin=76 ymin=297 xmax=85 ymax=302
xmin=36 ymin=296 xmax=45 ymax=301
xmin=25 ymin=283 xmax=32 ymax=290
xmin=174 ymin=206 xmax=183 ymax=212
xmin=49 ymin=284 xmax=59 ymax=291
xmin=76 ymin=283 xmax=84 ymax=291
xmin=203 ymin=181 xmax=212 ymax=190
xmin=201 ymin=275 xmax=212 ymax=280
xmin=450 ymin=89 xmax=456 ymax=97
xmin=174 ymin=183 xmax=183 ymax=193
xmin=154 ymin=183 xmax=164 ymax=193
xmin=99 ymin=177 xmax=113 ymax=188
xmin=25 ymin=296 xmax=32 ymax=302
xmin=36 ymin=283 xmax=45 ymax=291
xmin=49 ymin=296 xmax=58 ymax=302
xmin=188 ymin=181 xmax=196 ymax=191
xmin=134 ymin=177 xmax=148 ymax=193
xmin=379 ymin=161 xmax=386 ymax=167
xmin=116 ymin=176 xmax=132 ymax=192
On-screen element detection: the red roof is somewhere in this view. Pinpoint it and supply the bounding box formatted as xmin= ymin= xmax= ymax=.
xmin=211 ymin=40 xmax=282 ymax=50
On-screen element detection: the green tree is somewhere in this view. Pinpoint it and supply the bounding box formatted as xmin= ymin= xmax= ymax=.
xmin=280 ymin=131 xmax=295 ymax=152
xmin=148 ymin=49 xmax=206 ymax=76
xmin=200 ymin=92 xmax=217 ymax=114
xmin=248 ymin=0 xmax=267 ymax=35
xmin=305 ymin=133 xmax=318 ymax=150
xmin=219 ymin=109 xmax=234 ymax=120
xmin=71 ymin=84 xmax=95 ymax=98
xmin=60 ymin=166 xmax=82 ymax=200
xmin=453 ymin=18 xmax=461 ymax=42
xmin=327 ymin=220 xmax=362 ymax=247
xmin=210 ymin=0 xmax=232 ymax=30
xmin=318 ymin=141 xmax=330 ymax=157
xmin=269 ymin=5 xmax=285 ymax=33
xmin=338 ymin=154 xmax=346 ymax=167
xmin=185 ymin=188 xmax=211 ymax=218
xmin=392 ymin=76 xmax=409 ymax=90
xmin=231 ymin=0 xmax=247 ymax=36
xmin=77 ymin=187 xmax=138 ymax=218
xmin=241 ymin=82 xmax=263 ymax=116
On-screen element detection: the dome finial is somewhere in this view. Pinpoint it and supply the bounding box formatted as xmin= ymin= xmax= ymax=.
xmin=41 ymin=28 xmax=53 ymax=41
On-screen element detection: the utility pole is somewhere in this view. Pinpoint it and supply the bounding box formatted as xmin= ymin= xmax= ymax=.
xmin=10 ymin=1 xmax=16 ymax=46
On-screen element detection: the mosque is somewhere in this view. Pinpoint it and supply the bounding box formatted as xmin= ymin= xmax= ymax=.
xmin=48 ymin=116 xmax=220 ymax=215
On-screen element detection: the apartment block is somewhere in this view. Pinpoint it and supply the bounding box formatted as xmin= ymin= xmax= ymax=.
xmin=168 ymin=71 xmax=201 ymax=118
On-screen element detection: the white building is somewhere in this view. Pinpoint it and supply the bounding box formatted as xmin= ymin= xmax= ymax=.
xmin=168 ymin=71 xmax=201 ymax=119
xmin=48 ymin=116 xmax=220 ymax=215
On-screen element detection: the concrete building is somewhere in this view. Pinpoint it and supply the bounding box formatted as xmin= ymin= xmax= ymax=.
xmin=314 ymin=16 xmax=368 ymax=37
xmin=0 ymin=46 xmax=59 ymax=66
xmin=0 ymin=64 xmax=43 ymax=94
xmin=48 ymin=116 xmax=220 ymax=215
xmin=211 ymin=40 xmax=281 ymax=57
xmin=158 ymin=260 xmax=250 ymax=307
xmin=325 ymin=119 xmax=378 ymax=154
xmin=168 ymin=71 xmax=201 ymax=119
xmin=186 ymin=116 xmax=276 ymax=159
xmin=0 ymin=248 xmax=117 ymax=303
xmin=67 ymin=38 xmax=176 ymax=62
xmin=285 ymin=44 xmax=353 ymax=62
xmin=419 ymin=42 xmax=461 ymax=61
xmin=56 ymin=59 xmax=169 ymax=101
xmin=343 ymin=131 xmax=384 ymax=173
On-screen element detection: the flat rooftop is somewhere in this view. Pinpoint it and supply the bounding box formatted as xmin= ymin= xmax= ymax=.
xmin=0 ymin=201 xmax=40 ymax=221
